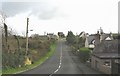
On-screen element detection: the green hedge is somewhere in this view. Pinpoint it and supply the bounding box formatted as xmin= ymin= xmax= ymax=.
xmin=79 ymin=47 xmax=90 ymax=62
xmin=80 ymin=47 xmax=90 ymax=52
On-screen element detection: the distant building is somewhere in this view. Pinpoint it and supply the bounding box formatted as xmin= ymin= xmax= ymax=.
xmin=84 ymin=27 xmax=113 ymax=49
xmin=58 ymin=32 xmax=65 ymax=38
xmin=47 ymin=33 xmax=58 ymax=40
xmin=87 ymin=34 xmax=95 ymax=49
xmin=79 ymin=31 xmax=86 ymax=39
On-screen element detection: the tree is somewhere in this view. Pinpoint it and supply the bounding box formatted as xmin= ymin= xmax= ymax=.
xmin=66 ymin=31 xmax=76 ymax=44
xmin=0 ymin=11 xmax=7 ymax=37
xmin=113 ymin=34 xmax=120 ymax=40
xmin=78 ymin=37 xmax=85 ymax=47
xmin=4 ymin=23 xmax=8 ymax=45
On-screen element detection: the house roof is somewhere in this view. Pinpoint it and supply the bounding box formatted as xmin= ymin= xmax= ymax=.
xmin=47 ymin=33 xmax=54 ymax=35
xmin=93 ymin=40 xmax=118 ymax=53
xmin=88 ymin=35 xmax=95 ymax=44
xmin=101 ymin=34 xmax=110 ymax=40
xmin=58 ymin=32 xmax=64 ymax=34
xmin=79 ymin=31 xmax=86 ymax=38
xmin=92 ymin=53 xmax=120 ymax=59
xmin=88 ymin=33 xmax=112 ymax=44
xmin=105 ymin=37 xmax=112 ymax=40
xmin=92 ymin=40 xmax=119 ymax=58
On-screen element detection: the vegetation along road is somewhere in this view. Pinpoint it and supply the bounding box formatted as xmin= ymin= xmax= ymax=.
xmin=22 ymin=39 xmax=101 ymax=75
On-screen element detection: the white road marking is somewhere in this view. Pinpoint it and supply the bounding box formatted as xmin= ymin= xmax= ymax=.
xmin=54 ymin=69 xmax=59 ymax=73
xmin=49 ymin=42 xmax=63 ymax=76
xmin=58 ymin=65 xmax=60 ymax=68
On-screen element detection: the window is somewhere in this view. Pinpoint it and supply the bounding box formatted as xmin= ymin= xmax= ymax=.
xmin=103 ymin=60 xmax=111 ymax=66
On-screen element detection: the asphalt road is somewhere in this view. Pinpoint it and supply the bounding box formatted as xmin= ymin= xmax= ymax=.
xmin=22 ymin=39 xmax=101 ymax=75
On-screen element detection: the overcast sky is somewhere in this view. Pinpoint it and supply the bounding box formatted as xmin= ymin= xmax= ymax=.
xmin=1 ymin=0 xmax=119 ymax=36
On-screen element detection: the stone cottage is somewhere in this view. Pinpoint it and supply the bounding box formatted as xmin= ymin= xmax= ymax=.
xmin=91 ymin=38 xmax=119 ymax=74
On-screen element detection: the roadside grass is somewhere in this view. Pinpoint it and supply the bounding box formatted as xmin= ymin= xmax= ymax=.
xmin=2 ymin=42 xmax=57 ymax=74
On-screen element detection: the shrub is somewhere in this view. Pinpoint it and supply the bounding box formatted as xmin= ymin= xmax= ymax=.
xmin=2 ymin=51 xmax=25 ymax=70
xmin=78 ymin=47 xmax=90 ymax=62
xmin=2 ymin=35 xmax=56 ymax=71
xmin=80 ymin=47 xmax=90 ymax=52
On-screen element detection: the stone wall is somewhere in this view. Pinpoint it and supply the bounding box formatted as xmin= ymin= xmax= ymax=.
xmin=91 ymin=56 xmax=111 ymax=74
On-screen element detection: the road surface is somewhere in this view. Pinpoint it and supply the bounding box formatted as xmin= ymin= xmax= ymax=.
xmin=22 ymin=39 xmax=101 ymax=75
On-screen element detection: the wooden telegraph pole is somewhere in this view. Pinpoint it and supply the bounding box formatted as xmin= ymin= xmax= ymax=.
xmin=24 ymin=18 xmax=32 ymax=65
xmin=26 ymin=18 xmax=29 ymax=55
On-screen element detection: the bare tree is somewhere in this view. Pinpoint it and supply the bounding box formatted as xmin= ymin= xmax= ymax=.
xmin=0 ymin=11 xmax=7 ymax=37
xmin=0 ymin=11 xmax=5 ymax=37
xmin=0 ymin=11 xmax=9 ymax=53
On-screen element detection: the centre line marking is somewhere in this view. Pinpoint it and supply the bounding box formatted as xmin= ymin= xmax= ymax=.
xmin=49 ymin=42 xmax=63 ymax=76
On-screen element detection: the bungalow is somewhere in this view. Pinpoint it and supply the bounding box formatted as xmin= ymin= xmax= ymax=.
xmin=91 ymin=39 xmax=120 ymax=74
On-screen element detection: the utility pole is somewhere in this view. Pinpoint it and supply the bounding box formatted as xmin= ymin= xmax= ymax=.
xmin=26 ymin=18 xmax=29 ymax=55
xmin=76 ymin=33 xmax=79 ymax=49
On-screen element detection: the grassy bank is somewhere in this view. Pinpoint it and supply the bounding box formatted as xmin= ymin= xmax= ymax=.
xmin=2 ymin=42 xmax=57 ymax=74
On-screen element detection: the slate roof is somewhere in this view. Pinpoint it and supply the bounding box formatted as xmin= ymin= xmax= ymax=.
xmin=92 ymin=53 xmax=120 ymax=59
xmin=47 ymin=33 xmax=54 ymax=35
xmin=79 ymin=31 xmax=86 ymax=38
xmin=101 ymin=34 xmax=110 ymax=40
xmin=92 ymin=40 xmax=119 ymax=59
xmin=88 ymin=33 xmax=112 ymax=44
xmin=88 ymin=35 xmax=95 ymax=44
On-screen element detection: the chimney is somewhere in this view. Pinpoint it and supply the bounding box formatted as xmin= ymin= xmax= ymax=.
xmin=110 ymin=32 xmax=113 ymax=40
xmin=100 ymin=33 xmax=103 ymax=42
xmin=85 ymin=33 xmax=89 ymax=47
xmin=99 ymin=27 xmax=104 ymax=42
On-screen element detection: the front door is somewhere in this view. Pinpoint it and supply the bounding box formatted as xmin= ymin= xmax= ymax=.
xmin=95 ymin=60 xmax=99 ymax=70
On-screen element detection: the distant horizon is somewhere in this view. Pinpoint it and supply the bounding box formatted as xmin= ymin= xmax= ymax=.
xmin=13 ymin=29 xmax=119 ymax=37
xmin=2 ymin=22 xmax=119 ymax=36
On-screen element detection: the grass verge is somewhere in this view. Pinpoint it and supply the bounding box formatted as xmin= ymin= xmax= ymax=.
xmin=80 ymin=47 xmax=90 ymax=51
xmin=2 ymin=42 xmax=57 ymax=74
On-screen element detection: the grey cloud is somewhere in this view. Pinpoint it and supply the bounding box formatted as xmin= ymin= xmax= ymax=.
xmin=33 ymin=7 xmax=57 ymax=19
xmin=2 ymin=2 xmax=58 ymax=19
xmin=2 ymin=2 xmax=32 ymax=16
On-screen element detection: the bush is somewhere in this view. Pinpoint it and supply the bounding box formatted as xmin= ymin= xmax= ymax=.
xmin=66 ymin=31 xmax=76 ymax=44
xmin=80 ymin=47 xmax=90 ymax=52
xmin=78 ymin=47 xmax=90 ymax=62
xmin=2 ymin=51 xmax=25 ymax=70
xmin=2 ymin=34 xmax=56 ymax=71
